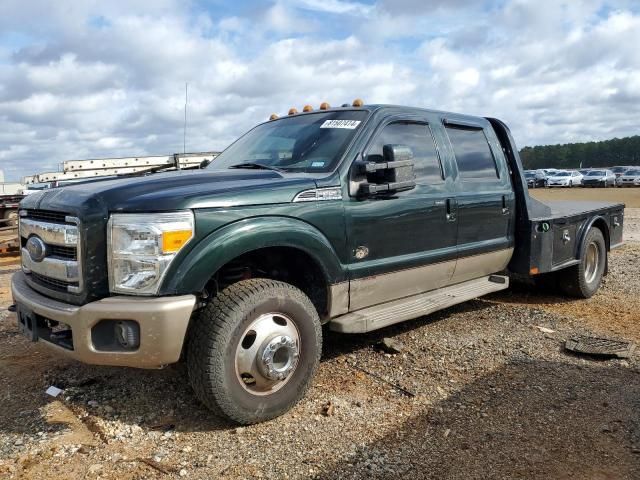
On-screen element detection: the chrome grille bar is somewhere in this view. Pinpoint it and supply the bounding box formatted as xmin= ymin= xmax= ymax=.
xmin=19 ymin=218 xmax=79 ymax=246
xmin=21 ymin=248 xmax=80 ymax=282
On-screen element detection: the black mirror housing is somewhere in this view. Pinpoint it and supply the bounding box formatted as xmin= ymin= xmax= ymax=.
xmin=356 ymin=144 xmax=417 ymax=196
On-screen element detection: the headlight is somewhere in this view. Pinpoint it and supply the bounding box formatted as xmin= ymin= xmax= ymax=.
xmin=107 ymin=211 xmax=194 ymax=295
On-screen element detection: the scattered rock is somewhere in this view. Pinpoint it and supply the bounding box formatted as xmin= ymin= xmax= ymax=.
xmin=321 ymin=401 xmax=335 ymax=417
xmin=379 ymin=338 xmax=405 ymax=354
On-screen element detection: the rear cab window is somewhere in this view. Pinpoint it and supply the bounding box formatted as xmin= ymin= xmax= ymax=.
xmin=445 ymin=126 xmax=500 ymax=181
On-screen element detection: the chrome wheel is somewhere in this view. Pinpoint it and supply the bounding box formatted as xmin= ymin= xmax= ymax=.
xmin=235 ymin=313 xmax=300 ymax=396
xmin=584 ymin=241 xmax=600 ymax=284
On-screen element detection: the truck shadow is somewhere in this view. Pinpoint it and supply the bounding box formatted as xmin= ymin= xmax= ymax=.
xmin=322 ymin=299 xmax=497 ymax=361
xmin=485 ymin=279 xmax=586 ymax=307
xmin=313 ymin=357 xmax=640 ymax=479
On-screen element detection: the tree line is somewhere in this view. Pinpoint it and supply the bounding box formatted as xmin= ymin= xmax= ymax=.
xmin=519 ymin=135 xmax=640 ymax=170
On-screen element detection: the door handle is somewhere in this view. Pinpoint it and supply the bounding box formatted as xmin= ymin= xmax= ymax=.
xmin=502 ymin=195 xmax=510 ymax=215
xmin=445 ymin=198 xmax=456 ymax=222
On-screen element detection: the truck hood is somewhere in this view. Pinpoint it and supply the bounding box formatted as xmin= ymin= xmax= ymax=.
xmin=21 ymin=168 xmax=318 ymax=215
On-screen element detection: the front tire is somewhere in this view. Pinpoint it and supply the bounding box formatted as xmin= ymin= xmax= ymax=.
xmin=187 ymin=279 xmax=322 ymax=425
xmin=559 ymin=228 xmax=606 ymax=298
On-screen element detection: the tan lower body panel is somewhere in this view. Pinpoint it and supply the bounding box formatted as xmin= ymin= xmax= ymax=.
xmin=11 ymin=272 xmax=196 ymax=368
xmin=330 ymin=274 xmax=509 ymax=333
xmin=349 ymin=259 xmax=456 ymax=311
xmin=349 ymin=248 xmax=513 ymax=311
xmin=450 ymin=248 xmax=513 ymax=284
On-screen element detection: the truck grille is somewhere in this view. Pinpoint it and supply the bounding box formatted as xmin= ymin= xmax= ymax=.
xmin=19 ymin=210 xmax=83 ymax=295
xmin=31 ymin=272 xmax=79 ymax=293
xmin=22 ymin=209 xmax=68 ymax=224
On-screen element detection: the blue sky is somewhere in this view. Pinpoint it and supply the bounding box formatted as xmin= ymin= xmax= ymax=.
xmin=0 ymin=0 xmax=639 ymax=181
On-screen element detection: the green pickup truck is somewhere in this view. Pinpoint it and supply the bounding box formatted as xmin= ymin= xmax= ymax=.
xmin=11 ymin=101 xmax=625 ymax=424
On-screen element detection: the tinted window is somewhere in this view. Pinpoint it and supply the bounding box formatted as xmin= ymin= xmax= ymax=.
xmin=446 ymin=126 xmax=499 ymax=179
xmin=366 ymin=122 xmax=443 ymax=183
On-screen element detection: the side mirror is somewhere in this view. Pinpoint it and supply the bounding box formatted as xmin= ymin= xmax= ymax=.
xmin=357 ymin=144 xmax=416 ymax=195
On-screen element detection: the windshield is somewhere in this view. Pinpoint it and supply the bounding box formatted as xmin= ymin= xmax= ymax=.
xmin=588 ymin=170 xmax=605 ymax=176
xmin=525 ymin=172 xmax=535 ymax=178
xmin=209 ymin=110 xmax=368 ymax=173
xmin=554 ymin=171 xmax=569 ymax=177
xmin=611 ymin=167 xmax=628 ymax=173
xmin=626 ymin=169 xmax=640 ymax=175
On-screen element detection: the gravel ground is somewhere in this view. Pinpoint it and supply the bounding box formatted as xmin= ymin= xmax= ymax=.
xmin=0 ymin=207 xmax=639 ymax=479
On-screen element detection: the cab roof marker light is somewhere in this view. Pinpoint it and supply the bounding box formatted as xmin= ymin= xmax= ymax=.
xmin=302 ymin=105 xmax=313 ymax=112
xmin=319 ymin=102 xmax=330 ymax=110
xmin=269 ymin=113 xmax=279 ymax=120
xmin=288 ymin=108 xmax=298 ymax=115
xmin=352 ymin=98 xmax=364 ymax=107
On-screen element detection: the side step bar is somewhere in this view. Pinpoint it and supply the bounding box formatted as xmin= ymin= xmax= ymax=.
xmin=329 ymin=275 xmax=509 ymax=333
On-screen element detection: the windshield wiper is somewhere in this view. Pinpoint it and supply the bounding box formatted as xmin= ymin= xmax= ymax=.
xmin=229 ymin=162 xmax=286 ymax=173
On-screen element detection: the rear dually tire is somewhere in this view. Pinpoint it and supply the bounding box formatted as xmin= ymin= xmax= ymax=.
xmin=559 ymin=228 xmax=606 ymax=299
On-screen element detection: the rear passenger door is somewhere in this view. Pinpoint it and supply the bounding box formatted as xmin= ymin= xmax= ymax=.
xmin=441 ymin=119 xmax=515 ymax=283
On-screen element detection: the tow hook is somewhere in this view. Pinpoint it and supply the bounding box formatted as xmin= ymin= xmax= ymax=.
xmin=7 ymin=304 xmax=17 ymax=313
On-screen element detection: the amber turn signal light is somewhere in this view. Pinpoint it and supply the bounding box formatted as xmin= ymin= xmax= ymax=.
xmin=162 ymin=230 xmax=193 ymax=253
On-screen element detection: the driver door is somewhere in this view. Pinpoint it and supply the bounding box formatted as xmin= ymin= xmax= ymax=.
xmin=344 ymin=119 xmax=458 ymax=311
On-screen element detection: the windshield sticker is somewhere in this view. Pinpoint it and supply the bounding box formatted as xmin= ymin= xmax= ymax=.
xmin=311 ymin=161 xmax=325 ymax=168
xmin=320 ymin=119 xmax=361 ymax=129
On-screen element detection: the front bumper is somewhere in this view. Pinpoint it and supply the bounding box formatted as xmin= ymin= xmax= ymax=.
xmin=11 ymin=271 xmax=196 ymax=368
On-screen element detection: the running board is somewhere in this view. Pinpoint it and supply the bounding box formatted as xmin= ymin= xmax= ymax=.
xmin=329 ymin=275 xmax=509 ymax=333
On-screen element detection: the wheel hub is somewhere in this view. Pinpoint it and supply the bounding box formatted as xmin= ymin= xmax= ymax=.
xmin=584 ymin=241 xmax=600 ymax=284
xmin=234 ymin=312 xmax=301 ymax=395
xmin=259 ymin=335 xmax=299 ymax=381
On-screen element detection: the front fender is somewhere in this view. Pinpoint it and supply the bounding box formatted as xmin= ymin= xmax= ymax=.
xmin=161 ymin=216 xmax=346 ymax=294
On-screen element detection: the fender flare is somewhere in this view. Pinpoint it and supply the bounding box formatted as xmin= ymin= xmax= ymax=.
xmin=161 ymin=216 xmax=346 ymax=294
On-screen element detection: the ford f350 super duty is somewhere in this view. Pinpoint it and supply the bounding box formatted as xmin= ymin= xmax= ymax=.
xmin=11 ymin=101 xmax=625 ymax=424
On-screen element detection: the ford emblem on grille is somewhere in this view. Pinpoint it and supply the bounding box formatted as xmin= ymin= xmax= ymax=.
xmin=26 ymin=236 xmax=47 ymax=262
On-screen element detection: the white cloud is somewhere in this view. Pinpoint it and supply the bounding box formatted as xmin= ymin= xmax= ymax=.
xmin=0 ymin=0 xmax=639 ymax=181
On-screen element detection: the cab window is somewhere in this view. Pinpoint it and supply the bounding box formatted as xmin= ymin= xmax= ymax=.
xmin=446 ymin=126 xmax=499 ymax=180
xmin=366 ymin=122 xmax=443 ymax=184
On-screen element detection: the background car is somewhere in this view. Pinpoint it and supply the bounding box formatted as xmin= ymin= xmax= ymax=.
xmin=524 ymin=170 xmax=547 ymax=188
xmin=619 ymin=168 xmax=640 ymax=187
xmin=611 ymin=166 xmax=633 ymax=186
xmin=546 ymin=170 xmax=582 ymax=187
xmin=581 ymin=169 xmax=616 ymax=187
xmin=578 ymin=168 xmax=591 ymax=176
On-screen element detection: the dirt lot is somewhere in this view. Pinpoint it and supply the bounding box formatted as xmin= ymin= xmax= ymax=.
xmin=0 ymin=189 xmax=639 ymax=479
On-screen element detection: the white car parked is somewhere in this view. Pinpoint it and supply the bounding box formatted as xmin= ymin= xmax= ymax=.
xmin=546 ymin=170 xmax=583 ymax=187
xmin=619 ymin=168 xmax=640 ymax=187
